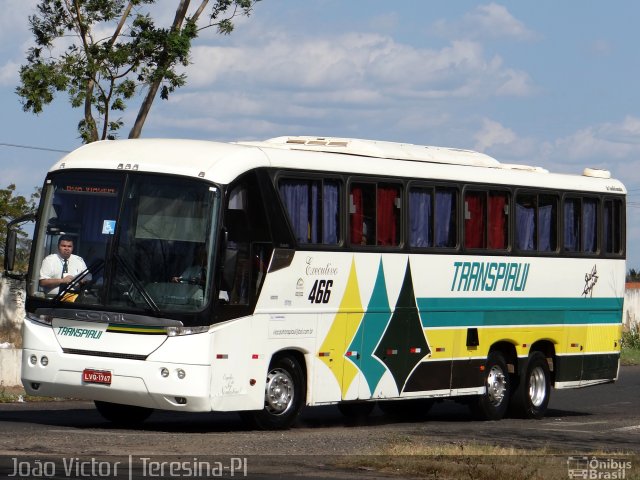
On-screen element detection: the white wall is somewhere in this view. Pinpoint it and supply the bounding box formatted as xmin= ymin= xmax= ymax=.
xmin=623 ymin=288 xmax=640 ymax=331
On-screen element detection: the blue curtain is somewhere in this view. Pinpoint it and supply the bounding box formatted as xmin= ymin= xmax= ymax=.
xmin=409 ymin=190 xmax=432 ymax=247
xmin=583 ymin=199 xmax=597 ymax=252
xmin=538 ymin=204 xmax=552 ymax=251
xmin=310 ymin=182 xmax=319 ymax=243
xmin=604 ymin=202 xmax=612 ymax=253
xmin=516 ymin=203 xmax=535 ymax=250
xmin=322 ymin=182 xmax=339 ymax=244
xmin=279 ymin=181 xmax=309 ymax=243
xmin=435 ymin=190 xmax=455 ymax=247
xmin=564 ymin=200 xmax=579 ymax=251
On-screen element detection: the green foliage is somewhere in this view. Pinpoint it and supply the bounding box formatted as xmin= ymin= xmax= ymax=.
xmin=622 ymin=324 xmax=640 ymax=350
xmin=0 ymin=184 xmax=40 ymax=271
xmin=627 ymin=268 xmax=640 ymax=282
xmin=17 ymin=0 xmax=260 ymax=143
xmin=0 ymin=185 xmax=39 ymax=271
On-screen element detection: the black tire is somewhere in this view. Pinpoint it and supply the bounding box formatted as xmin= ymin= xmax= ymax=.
xmin=240 ymin=355 xmax=305 ymax=430
xmin=94 ymin=401 xmax=153 ymax=425
xmin=471 ymin=351 xmax=510 ymax=420
xmin=337 ymin=401 xmax=376 ymax=420
xmin=379 ymin=398 xmax=434 ymax=420
xmin=509 ymin=351 xmax=551 ymax=419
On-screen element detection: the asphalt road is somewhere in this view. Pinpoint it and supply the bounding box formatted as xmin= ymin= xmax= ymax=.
xmin=0 ymin=365 xmax=638 ymax=479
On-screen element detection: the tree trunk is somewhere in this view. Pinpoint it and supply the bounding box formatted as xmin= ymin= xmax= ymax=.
xmin=128 ymin=0 xmax=205 ymax=139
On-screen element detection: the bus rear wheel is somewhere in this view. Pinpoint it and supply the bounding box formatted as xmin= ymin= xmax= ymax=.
xmin=471 ymin=351 xmax=510 ymax=420
xmin=509 ymin=351 xmax=551 ymax=419
xmin=94 ymin=401 xmax=153 ymax=425
xmin=240 ymin=355 xmax=305 ymax=430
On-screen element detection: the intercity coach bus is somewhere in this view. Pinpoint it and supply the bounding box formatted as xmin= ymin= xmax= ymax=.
xmin=5 ymin=136 xmax=625 ymax=429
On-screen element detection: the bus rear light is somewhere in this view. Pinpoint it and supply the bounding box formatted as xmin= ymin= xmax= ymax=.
xmin=386 ymin=349 xmax=398 ymax=355
xmin=252 ymin=354 xmax=259 ymax=359
xmin=435 ymin=347 xmax=445 ymax=352
xmin=345 ymin=351 xmax=359 ymax=358
xmin=216 ymin=354 xmax=228 ymax=359
xmin=409 ymin=347 xmax=421 ymax=353
xmin=318 ymin=352 xmax=330 ymax=357
xmin=249 ymin=379 xmax=256 ymax=386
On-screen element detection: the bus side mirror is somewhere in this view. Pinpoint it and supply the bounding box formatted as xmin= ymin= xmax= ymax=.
xmin=4 ymin=229 xmax=17 ymax=272
xmin=4 ymin=213 xmax=35 ymax=280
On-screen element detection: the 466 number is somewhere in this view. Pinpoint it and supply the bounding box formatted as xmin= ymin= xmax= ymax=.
xmin=308 ymin=279 xmax=333 ymax=304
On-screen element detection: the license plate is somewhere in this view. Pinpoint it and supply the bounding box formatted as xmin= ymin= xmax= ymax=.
xmin=82 ymin=369 xmax=112 ymax=385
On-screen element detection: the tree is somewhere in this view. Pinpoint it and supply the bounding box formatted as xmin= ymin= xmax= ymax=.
xmin=16 ymin=0 xmax=259 ymax=143
xmin=0 ymin=185 xmax=39 ymax=271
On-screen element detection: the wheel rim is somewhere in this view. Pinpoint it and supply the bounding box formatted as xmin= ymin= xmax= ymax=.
xmin=528 ymin=366 xmax=547 ymax=407
xmin=264 ymin=367 xmax=294 ymax=415
xmin=486 ymin=365 xmax=507 ymax=406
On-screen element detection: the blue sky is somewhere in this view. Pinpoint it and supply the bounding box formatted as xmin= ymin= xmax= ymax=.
xmin=2 ymin=1 xmax=640 ymax=266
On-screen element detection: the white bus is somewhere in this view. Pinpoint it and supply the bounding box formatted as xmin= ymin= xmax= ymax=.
xmin=6 ymin=136 xmax=625 ymax=429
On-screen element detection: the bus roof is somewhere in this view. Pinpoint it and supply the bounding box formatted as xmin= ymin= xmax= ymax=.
xmin=50 ymin=137 xmax=626 ymax=194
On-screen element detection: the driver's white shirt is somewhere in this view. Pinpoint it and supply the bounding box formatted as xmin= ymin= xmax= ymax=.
xmin=39 ymin=253 xmax=89 ymax=295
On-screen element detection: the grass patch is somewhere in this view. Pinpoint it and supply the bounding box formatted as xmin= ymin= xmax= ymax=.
xmin=621 ymin=325 xmax=640 ymax=366
xmin=337 ymin=439 xmax=638 ymax=480
xmin=0 ymin=383 xmax=57 ymax=403
xmin=621 ymin=347 xmax=640 ymax=366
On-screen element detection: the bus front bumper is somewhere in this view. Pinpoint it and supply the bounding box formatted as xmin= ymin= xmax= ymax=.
xmin=21 ymin=347 xmax=213 ymax=412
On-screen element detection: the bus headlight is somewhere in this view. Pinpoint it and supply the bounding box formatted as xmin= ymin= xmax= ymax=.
xmin=30 ymin=355 xmax=37 ymax=365
xmin=176 ymin=369 xmax=186 ymax=380
xmin=40 ymin=356 xmax=49 ymax=366
xmin=160 ymin=368 xmax=170 ymax=378
xmin=166 ymin=326 xmax=209 ymax=337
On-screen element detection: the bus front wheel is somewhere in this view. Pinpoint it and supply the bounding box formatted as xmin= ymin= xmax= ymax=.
xmin=509 ymin=351 xmax=551 ymax=419
xmin=241 ymin=355 xmax=305 ymax=430
xmin=471 ymin=351 xmax=510 ymax=420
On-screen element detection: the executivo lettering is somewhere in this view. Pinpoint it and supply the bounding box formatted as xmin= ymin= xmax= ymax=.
xmin=451 ymin=261 xmax=530 ymax=292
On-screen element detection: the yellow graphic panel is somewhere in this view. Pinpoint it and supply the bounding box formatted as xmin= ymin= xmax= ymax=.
xmin=318 ymin=259 xmax=363 ymax=398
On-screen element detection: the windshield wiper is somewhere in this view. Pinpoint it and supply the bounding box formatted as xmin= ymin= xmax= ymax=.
xmin=113 ymin=252 xmax=161 ymax=316
xmin=52 ymin=259 xmax=104 ymax=304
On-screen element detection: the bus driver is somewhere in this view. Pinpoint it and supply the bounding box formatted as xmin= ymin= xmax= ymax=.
xmin=39 ymin=235 xmax=90 ymax=295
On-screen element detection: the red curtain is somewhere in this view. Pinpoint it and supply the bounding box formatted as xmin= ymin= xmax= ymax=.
xmin=377 ymin=186 xmax=399 ymax=246
xmin=464 ymin=193 xmax=485 ymax=248
xmin=488 ymin=193 xmax=507 ymax=249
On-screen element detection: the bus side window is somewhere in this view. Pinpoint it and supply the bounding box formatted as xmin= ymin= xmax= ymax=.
xmin=604 ymin=198 xmax=623 ymax=255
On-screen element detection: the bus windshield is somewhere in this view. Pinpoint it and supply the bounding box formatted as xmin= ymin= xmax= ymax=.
xmin=29 ymin=171 xmax=220 ymax=315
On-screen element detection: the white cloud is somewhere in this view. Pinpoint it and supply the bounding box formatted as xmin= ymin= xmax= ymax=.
xmin=473 ymin=118 xmax=539 ymax=162
xmin=0 ymin=60 xmax=19 ymax=86
xmin=185 ymin=32 xmax=535 ymax=100
xmin=434 ymin=3 xmax=538 ymax=41
xmin=554 ymin=116 xmax=640 ymax=164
